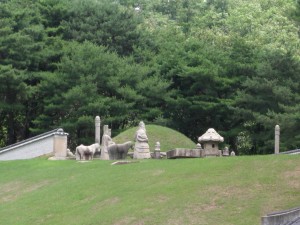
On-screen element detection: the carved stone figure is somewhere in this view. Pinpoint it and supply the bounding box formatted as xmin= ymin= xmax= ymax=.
xmin=223 ymin=147 xmax=229 ymax=156
xmin=133 ymin=121 xmax=151 ymax=159
xmin=108 ymin=141 xmax=133 ymax=160
xmin=67 ymin=148 xmax=75 ymax=157
xmin=75 ymin=143 xmax=100 ymax=160
xmin=101 ymin=125 xmax=115 ymax=160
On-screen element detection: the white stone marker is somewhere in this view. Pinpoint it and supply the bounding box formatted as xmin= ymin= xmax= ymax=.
xmin=95 ymin=116 xmax=101 ymax=144
xmin=275 ymin=125 xmax=280 ymax=154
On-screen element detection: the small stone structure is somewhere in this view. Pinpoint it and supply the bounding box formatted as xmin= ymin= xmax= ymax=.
xmin=133 ymin=121 xmax=151 ymax=159
xmin=154 ymin=142 xmax=161 ymax=159
xmin=222 ymin=147 xmax=229 ymax=156
xmin=198 ymin=128 xmax=224 ymax=157
xmin=196 ymin=143 xmax=205 ymax=157
xmin=275 ymin=124 xmax=280 ymax=154
xmin=53 ymin=128 xmax=69 ymax=159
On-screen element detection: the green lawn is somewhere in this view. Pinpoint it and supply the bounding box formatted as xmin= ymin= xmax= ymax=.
xmin=0 ymin=155 xmax=299 ymax=225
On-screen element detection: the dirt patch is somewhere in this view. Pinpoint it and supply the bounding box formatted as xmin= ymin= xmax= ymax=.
xmin=92 ymin=197 xmax=120 ymax=212
xmin=25 ymin=180 xmax=50 ymax=192
xmin=113 ymin=216 xmax=136 ymax=225
xmin=113 ymin=217 xmax=147 ymax=225
xmin=0 ymin=180 xmax=51 ymax=203
xmin=282 ymin=166 xmax=300 ymax=189
xmin=151 ymin=169 xmax=165 ymax=176
xmin=156 ymin=194 xmax=169 ymax=203
xmin=79 ymin=195 xmax=97 ymax=204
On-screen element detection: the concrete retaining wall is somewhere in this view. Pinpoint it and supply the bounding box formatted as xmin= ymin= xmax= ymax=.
xmin=279 ymin=149 xmax=300 ymax=155
xmin=261 ymin=207 xmax=300 ymax=225
xmin=0 ymin=129 xmax=60 ymax=161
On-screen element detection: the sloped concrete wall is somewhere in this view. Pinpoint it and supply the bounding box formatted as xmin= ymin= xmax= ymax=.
xmin=261 ymin=207 xmax=300 ymax=225
xmin=0 ymin=129 xmax=59 ymax=161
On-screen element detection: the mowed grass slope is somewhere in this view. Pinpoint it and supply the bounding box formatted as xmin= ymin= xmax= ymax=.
xmin=0 ymin=155 xmax=299 ymax=225
xmin=113 ymin=124 xmax=196 ymax=152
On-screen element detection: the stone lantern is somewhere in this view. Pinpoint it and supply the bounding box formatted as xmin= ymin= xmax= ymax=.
xmin=198 ymin=128 xmax=224 ymax=156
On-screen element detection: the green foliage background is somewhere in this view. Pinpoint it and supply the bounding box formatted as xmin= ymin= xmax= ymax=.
xmin=1 ymin=0 xmax=300 ymax=154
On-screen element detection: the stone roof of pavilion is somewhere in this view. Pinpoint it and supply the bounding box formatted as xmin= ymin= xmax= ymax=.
xmin=198 ymin=128 xmax=224 ymax=143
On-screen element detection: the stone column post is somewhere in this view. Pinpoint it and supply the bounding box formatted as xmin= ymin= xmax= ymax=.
xmin=275 ymin=125 xmax=280 ymax=154
xmin=95 ymin=116 xmax=101 ymax=144
xmin=53 ymin=128 xmax=68 ymax=159
xmin=100 ymin=125 xmax=110 ymax=160
xmin=154 ymin=142 xmax=161 ymax=159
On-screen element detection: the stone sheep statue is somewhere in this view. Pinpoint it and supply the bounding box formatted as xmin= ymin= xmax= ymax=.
xmin=108 ymin=141 xmax=133 ymax=160
xmin=75 ymin=143 xmax=100 ymax=160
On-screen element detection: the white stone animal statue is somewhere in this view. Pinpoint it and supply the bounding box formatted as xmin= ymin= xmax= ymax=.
xmin=108 ymin=141 xmax=134 ymax=160
xmin=75 ymin=143 xmax=100 ymax=160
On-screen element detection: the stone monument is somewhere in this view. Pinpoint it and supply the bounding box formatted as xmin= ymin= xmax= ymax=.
xmin=101 ymin=125 xmax=115 ymax=160
xmin=197 ymin=143 xmax=205 ymax=157
xmin=222 ymin=147 xmax=229 ymax=156
xmin=53 ymin=128 xmax=68 ymax=159
xmin=133 ymin=121 xmax=151 ymax=159
xmin=95 ymin=116 xmax=101 ymax=144
xmin=198 ymin=128 xmax=224 ymax=157
xmin=275 ymin=124 xmax=280 ymax=154
xmin=154 ymin=141 xmax=161 ymax=159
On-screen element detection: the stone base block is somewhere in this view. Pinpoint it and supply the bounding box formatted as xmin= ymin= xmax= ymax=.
xmin=133 ymin=152 xmax=151 ymax=159
xmin=166 ymin=148 xmax=201 ymax=159
xmin=204 ymin=149 xmax=221 ymax=157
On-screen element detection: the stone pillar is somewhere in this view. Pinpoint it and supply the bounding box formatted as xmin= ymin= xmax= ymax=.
xmin=275 ymin=124 xmax=280 ymax=154
xmin=53 ymin=128 xmax=68 ymax=159
xmin=95 ymin=116 xmax=101 ymax=144
xmin=101 ymin=125 xmax=110 ymax=160
xmin=154 ymin=142 xmax=161 ymax=159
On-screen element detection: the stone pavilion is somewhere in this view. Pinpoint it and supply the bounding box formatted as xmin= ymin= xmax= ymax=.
xmin=198 ymin=128 xmax=224 ymax=156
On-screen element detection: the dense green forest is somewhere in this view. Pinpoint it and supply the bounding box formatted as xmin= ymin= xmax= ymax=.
xmin=0 ymin=0 xmax=300 ymax=154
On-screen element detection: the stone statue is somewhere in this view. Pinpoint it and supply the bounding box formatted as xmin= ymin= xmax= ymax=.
xmin=133 ymin=121 xmax=151 ymax=159
xmin=75 ymin=143 xmax=100 ymax=160
xmin=223 ymin=147 xmax=229 ymax=156
xmin=101 ymin=125 xmax=115 ymax=160
xmin=108 ymin=141 xmax=133 ymax=160
xmin=67 ymin=148 xmax=75 ymax=157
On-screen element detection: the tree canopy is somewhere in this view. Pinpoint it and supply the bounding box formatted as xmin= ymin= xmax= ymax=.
xmin=0 ymin=0 xmax=299 ymax=153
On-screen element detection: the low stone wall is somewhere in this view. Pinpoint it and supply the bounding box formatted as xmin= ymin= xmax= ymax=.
xmin=261 ymin=207 xmax=300 ymax=225
xmin=279 ymin=149 xmax=300 ymax=155
xmin=166 ymin=148 xmax=201 ymax=159
xmin=0 ymin=129 xmax=64 ymax=161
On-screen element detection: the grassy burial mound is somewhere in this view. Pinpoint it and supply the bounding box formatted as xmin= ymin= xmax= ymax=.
xmin=0 ymin=155 xmax=299 ymax=225
xmin=113 ymin=124 xmax=196 ymax=152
